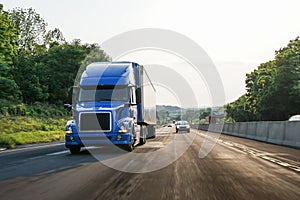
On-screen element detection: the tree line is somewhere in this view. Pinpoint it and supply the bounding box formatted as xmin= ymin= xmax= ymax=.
xmin=226 ymin=37 xmax=300 ymax=121
xmin=2 ymin=5 xmax=299 ymax=121
xmin=0 ymin=4 xmax=110 ymax=114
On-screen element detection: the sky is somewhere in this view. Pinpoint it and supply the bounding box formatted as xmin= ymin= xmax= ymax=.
xmin=2 ymin=0 xmax=300 ymax=107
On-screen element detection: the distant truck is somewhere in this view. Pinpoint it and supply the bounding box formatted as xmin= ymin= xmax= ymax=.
xmin=64 ymin=62 xmax=156 ymax=154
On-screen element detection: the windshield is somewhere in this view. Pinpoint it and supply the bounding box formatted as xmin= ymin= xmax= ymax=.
xmin=177 ymin=121 xmax=188 ymax=125
xmin=78 ymin=85 xmax=129 ymax=102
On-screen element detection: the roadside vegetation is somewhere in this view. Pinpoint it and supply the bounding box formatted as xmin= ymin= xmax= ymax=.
xmin=0 ymin=115 xmax=71 ymax=149
xmin=0 ymin=104 xmax=72 ymax=149
xmin=0 ymin=5 xmax=109 ymax=148
xmin=226 ymin=37 xmax=300 ymax=122
xmin=0 ymin=101 xmax=72 ymax=148
xmin=0 ymin=4 xmax=299 ymax=147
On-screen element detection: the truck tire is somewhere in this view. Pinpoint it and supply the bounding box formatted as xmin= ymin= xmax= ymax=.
xmin=139 ymin=137 xmax=146 ymax=145
xmin=69 ymin=146 xmax=81 ymax=154
xmin=119 ymin=126 xmax=135 ymax=152
xmin=139 ymin=125 xmax=147 ymax=145
xmin=119 ymin=144 xmax=133 ymax=152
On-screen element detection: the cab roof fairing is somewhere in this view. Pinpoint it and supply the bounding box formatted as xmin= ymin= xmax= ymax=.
xmin=79 ymin=62 xmax=135 ymax=86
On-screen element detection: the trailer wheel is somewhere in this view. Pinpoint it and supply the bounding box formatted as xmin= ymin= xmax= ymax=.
xmin=69 ymin=147 xmax=81 ymax=154
xmin=139 ymin=125 xmax=147 ymax=145
xmin=139 ymin=137 xmax=146 ymax=145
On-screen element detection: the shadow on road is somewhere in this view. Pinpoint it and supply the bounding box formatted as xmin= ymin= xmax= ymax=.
xmin=0 ymin=145 xmax=98 ymax=181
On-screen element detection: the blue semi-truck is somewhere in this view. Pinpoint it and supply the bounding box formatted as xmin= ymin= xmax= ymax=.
xmin=64 ymin=62 xmax=156 ymax=154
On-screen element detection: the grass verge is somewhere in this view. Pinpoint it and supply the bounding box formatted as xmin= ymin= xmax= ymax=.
xmin=0 ymin=116 xmax=71 ymax=149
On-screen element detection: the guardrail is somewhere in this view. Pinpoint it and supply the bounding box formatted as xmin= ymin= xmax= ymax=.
xmin=193 ymin=122 xmax=300 ymax=149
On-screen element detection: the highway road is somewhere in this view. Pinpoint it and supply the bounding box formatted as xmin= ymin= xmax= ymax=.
xmin=0 ymin=127 xmax=299 ymax=200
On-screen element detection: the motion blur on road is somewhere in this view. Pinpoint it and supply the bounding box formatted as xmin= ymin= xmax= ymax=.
xmin=0 ymin=127 xmax=299 ymax=200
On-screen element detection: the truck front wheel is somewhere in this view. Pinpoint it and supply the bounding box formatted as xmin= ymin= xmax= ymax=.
xmin=119 ymin=144 xmax=133 ymax=152
xmin=69 ymin=146 xmax=81 ymax=154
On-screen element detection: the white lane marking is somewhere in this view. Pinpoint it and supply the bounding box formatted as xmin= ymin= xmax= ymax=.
xmin=84 ymin=146 xmax=103 ymax=150
xmin=0 ymin=142 xmax=64 ymax=154
xmin=223 ymin=141 xmax=234 ymax=146
xmin=47 ymin=150 xmax=70 ymax=156
xmin=23 ymin=150 xmax=70 ymax=161
xmin=46 ymin=146 xmax=101 ymax=156
xmin=137 ymin=142 xmax=165 ymax=148
xmin=194 ymin=129 xmax=300 ymax=173
xmin=156 ymin=132 xmax=170 ymax=135
xmin=26 ymin=155 xmax=45 ymax=161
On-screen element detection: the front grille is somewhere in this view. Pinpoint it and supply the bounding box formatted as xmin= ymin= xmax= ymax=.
xmin=79 ymin=112 xmax=111 ymax=132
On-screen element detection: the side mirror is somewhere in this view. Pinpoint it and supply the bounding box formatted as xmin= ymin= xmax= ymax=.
xmin=67 ymin=86 xmax=79 ymax=104
xmin=64 ymin=104 xmax=73 ymax=111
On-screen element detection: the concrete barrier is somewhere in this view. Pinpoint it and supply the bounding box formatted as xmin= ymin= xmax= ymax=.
xmin=246 ymin=122 xmax=257 ymax=139
xmin=238 ymin=122 xmax=247 ymax=137
xmin=284 ymin=122 xmax=300 ymax=147
xmin=208 ymin=124 xmax=223 ymax=133
xmin=198 ymin=124 xmax=209 ymax=131
xmin=267 ymin=122 xmax=285 ymax=145
xmin=255 ymin=122 xmax=269 ymax=141
xmin=233 ymin=123 xmax=240 ymax=135
xmin=195 ymin=121 xmax=300 ymax=149
xmin=224 ymin=123 xmax=234 ymax=135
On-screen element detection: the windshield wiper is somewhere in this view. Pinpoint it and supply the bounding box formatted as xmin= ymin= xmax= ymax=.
xmin=98 ymin=98 xmax=112 ymax=101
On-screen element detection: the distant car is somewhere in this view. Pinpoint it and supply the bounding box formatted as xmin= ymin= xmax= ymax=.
xmin=167 ymin=124 xmax=173 ymax=127
xmin=288 ymin=115 xmax=300 ymax=121
xmin=175 ymin=121 xmax=190 ymax=133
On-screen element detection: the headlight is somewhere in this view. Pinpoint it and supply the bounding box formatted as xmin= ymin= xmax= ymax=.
xmin=117 ymin=117 xmax=131 ymax=133
xmin=66 ymin=125 xmax=72 ymax=134
xmin=66 ymin=120 xmax=75 ymax=134
xmin=118 ymin=124 xmax=128 ymax=133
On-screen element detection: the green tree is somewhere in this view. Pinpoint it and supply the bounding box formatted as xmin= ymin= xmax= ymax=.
xmin=0 ymin=77 xmax=22 ymax=101
xmin=44 ymin=28 xmax=65 ymax=48
xmin=9 ymin=7 xmax=67 ymax=103
xmin=199 ymin=108 xmax=211 ymax=120
xmin=226 ymin=95 xmax=253 ymax=122
xmin=228 ymin=37 xmax=300 ymax=121
xmin=158 ymin=110 xmax=169 ymax=124
xmin=39 ymin=42 xmax=109 ymax=104
xmin=9 ymin=7 xmax=47 ymax=54
xmin=244 ymin=61 xmax=276 ymax=120
xmin=3 ymin=6 xmax=110 ymax=106
xmin=0 ymin=4 xmax=18 ymax=75
xmin=13 ymin=54 xmax=48 ymax=103
xmin=0 ymin=4 xmax=21 ymax=102
xmin=271 ymin=37 xmax=300 ymax=119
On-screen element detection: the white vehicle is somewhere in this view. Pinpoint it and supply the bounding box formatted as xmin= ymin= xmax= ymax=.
xmin=175 ymin=121 xmax=190 ymax=133
xmin=288 ymin=115 xmax=300 ymax=121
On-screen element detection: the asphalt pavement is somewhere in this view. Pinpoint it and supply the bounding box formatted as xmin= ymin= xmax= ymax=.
xmin=0 ymin=127 xmax=299 ymax=200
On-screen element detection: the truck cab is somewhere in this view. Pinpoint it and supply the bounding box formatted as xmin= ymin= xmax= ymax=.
xmin=65 ymin=62 xmax=156 ymax=154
